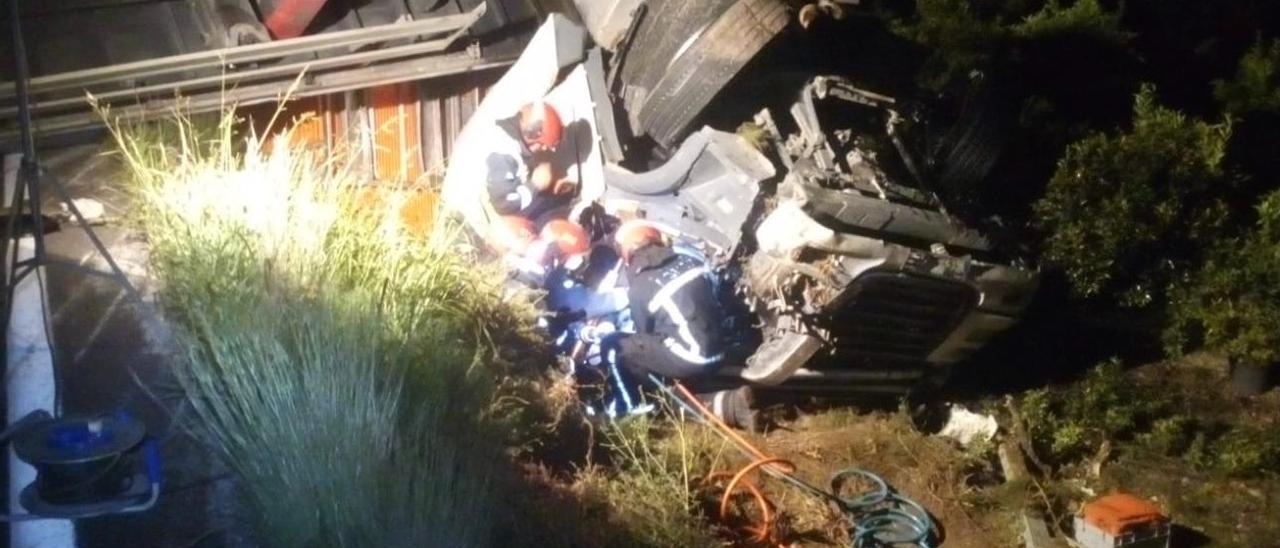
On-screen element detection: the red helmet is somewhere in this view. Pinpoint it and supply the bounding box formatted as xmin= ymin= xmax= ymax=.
xmin=518 ymin=100 xmax=563 ymax=152
xmin=540 ymin=219 xmax=589 ymax=259
xmin=492 ymin=215 xmax=536 ymax=254
xmin=615 ymin=220 xmax=663 ymax=263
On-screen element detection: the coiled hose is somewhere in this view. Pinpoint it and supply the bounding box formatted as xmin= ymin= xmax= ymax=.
xmin=831 ymin=468 xmax=935 ymax=548
xmin=649 ymin=377 xmax=937 ymax=547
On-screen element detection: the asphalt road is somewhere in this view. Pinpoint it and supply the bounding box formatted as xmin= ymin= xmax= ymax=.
xmin=5 ymin=144 xmax=254 ymax=548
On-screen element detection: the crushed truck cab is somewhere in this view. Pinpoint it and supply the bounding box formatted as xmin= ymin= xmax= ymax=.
xmin=443 ymin=5 xmax=1038 ymax=400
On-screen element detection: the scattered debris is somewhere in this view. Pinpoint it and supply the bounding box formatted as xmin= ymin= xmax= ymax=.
xmin=60 ymin=198 xmax=107 ymax=224
xmin=998 ymin=441 xmax=1031 ymax=482
xmin=1021 ymin=510 xmax=1068 ymax=548
xmin=1074 ymin=493 xmax=1171 ymax=548
xmin=936 ymin=404 xmax=998 ymax=447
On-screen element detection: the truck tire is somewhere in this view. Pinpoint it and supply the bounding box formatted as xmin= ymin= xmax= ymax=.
xmin=630 ymin=0 xmax=789 ymax=148
xmin=620 ymin=0 xmax=738 ymax=94
xmin=931 ymin=88 xmax=1008 ymax=193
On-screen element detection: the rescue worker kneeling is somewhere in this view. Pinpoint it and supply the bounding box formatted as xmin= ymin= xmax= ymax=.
xmin=485 ymin=100 xmax=576 ymax=226
xmin=606 ymin=221 xmax=724 ymax=380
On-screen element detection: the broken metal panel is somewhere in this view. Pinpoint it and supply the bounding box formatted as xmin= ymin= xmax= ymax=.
xmin=0 ymin=4 xmax=503 ymax=148
xmin=1 ymin=5 xmax=487 ymax=100
xmin=600 ymin=128 xmax=771 ymax=256
xmin=619 ymin=0 xmax=789 ymax=147
xmin=419 ymin=71 xmax=495 ymax=173
xmin=927 ymin=309 xmax=1019 ymax=364
xmin=571 ymin=0 xmax=643 ymax=50
xmin=780 ymin=178 xmax=994 ymax=253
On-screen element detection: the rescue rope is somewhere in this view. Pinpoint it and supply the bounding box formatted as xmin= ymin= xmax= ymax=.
xmin=653 ymin=378 xmax=938 ymax=548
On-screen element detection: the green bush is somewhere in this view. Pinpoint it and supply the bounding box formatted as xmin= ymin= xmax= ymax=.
xmin=889 ymin=0 xmax=1127 ymax=91
xmin=1212 ymin=423 xmax=1280 ymax=477
xmin=1138 ymin=416 xmax=1197 ymax=456
xmin=1033 ymin=85 xmax=1234 ymax=307
xmin=1214 ymin=40 xmax=1280 ymax=115
xmin=1166 ymin=190 xmax=1280 ymax=364
xmin=1013 ymin=0 xmax=1127 ymax=43
xmin=891 ymin=0 xmax=1014 ymax=89
xmin=1020 ymin=358 xmax=1172 ymax=463
xmin=1020 ymin=359 xmax=1280 ymax=477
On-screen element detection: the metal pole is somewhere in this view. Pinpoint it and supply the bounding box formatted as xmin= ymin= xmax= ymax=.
xmin=6 ymin=0 xmax=44 ymax=265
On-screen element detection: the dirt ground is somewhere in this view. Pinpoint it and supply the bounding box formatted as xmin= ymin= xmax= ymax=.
xmin=732 ymin=355 xmax=1280 ymax=547
xmin=758 ymin=410 xmax=1015 ymax=547
xmin=1101 ymin=355 xmax=1280 ymax=547
xmin=505 ymin=352 xmax=1279 ymax=547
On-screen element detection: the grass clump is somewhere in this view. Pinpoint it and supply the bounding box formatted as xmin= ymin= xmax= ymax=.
xmin=590 ymin=417 xmax=728 ymax=548
xmin=104 ymin=104 xmax=522 ymax=546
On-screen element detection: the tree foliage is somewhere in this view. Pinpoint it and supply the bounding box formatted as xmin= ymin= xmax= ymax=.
xmin=889 ymin=0 xmax=1129 ymax=90
xmin=1167 ymin=190 xmax=1280 ymax=363
xmin=1033 ymin=85 xmax=1233 ymax=307
xmin=1213 ymin=39 xmax=1280 ymax=115
xmin=1013 ymin=0 xmax=1129 ymax=43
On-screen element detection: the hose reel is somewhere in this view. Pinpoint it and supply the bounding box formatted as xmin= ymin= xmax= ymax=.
xmin=5 ymin=410 xmax=161 ymax=520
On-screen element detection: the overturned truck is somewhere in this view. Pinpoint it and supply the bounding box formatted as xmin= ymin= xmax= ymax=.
xmin=443 ymin=2 xmax=1038 ymax=401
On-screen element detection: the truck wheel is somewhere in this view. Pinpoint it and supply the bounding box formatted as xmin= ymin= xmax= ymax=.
xmin=628 ymin=0 xmax=790 ymax=148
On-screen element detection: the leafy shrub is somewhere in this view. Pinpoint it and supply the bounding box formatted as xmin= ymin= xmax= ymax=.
xmin=1166 ymin=190 xmax=1280 ymax=364
xmin=1212 ymin=424 xmax=1280 ymax=477
xmin=1020 ymin=358 xmax=1171 ymax=463
xmin=1021 ymin=359 xmax=1280 ymax=477
xmin=1138 ymin=416 xmax=1197 ymax=456
xmin=1033 ymin=85 xmax=1234 ymax=307
xmin=892 ymin=0 xmax=1013 ymax=89
xmin=1214 ymin=40 xmax=1280 ymax=115
xmin=1013 ymin=0 xmax=1128 ymax=43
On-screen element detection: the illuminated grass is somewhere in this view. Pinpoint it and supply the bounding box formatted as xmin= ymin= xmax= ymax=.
xmin=103 ymin=104 xmax=518 ymax=546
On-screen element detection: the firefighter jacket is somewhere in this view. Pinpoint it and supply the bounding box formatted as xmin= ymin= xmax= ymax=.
xmin=484 ymin=116 xmax=571 ymax=225
xmin=619 ymin=245 xmax=725 ymax=379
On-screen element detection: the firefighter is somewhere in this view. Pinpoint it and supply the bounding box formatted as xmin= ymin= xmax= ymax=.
xmin=509 ymin=218 xmax=592 ymax=288
xmin=490 ymin=215 xmax=538 ymax=256
xmin=597 ymin=220 xmax=756 ymax=428
xmin=536 ymin=219 xmax=591 ymax=267
xmin=611 ymin=221 xmax=725 ymax=380
xmin=485 ymin=100 xmax=576 ymax=225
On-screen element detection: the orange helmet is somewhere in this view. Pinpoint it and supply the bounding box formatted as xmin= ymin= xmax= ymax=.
xmin=518 ymin=100 xmax=563 ymax=152
xmin=492 ymin=215 xmax=536 ymax=254
xmin=540 ymin=219 xmax=589 ymax=259
xmin=615 ymin=220 xmax=663 ymax=263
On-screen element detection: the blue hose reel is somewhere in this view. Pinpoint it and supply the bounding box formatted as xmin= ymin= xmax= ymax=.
xmin=8 ymin=411 xmax=162 ymax=520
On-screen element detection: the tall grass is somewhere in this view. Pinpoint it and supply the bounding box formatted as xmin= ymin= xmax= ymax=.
xmin=103 ymin=105 xmax=517 ymax=546
xmin=592 ymin=417 xmax=729 ymax=547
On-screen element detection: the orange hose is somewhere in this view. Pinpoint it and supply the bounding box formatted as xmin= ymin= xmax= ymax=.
xmin=673 ymin=382 xmax=772 ymax=461
xmin=674 ymin=382 xmax=799 ymax=545
xmin=718 ymin=457 xmax=796 ymax=543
